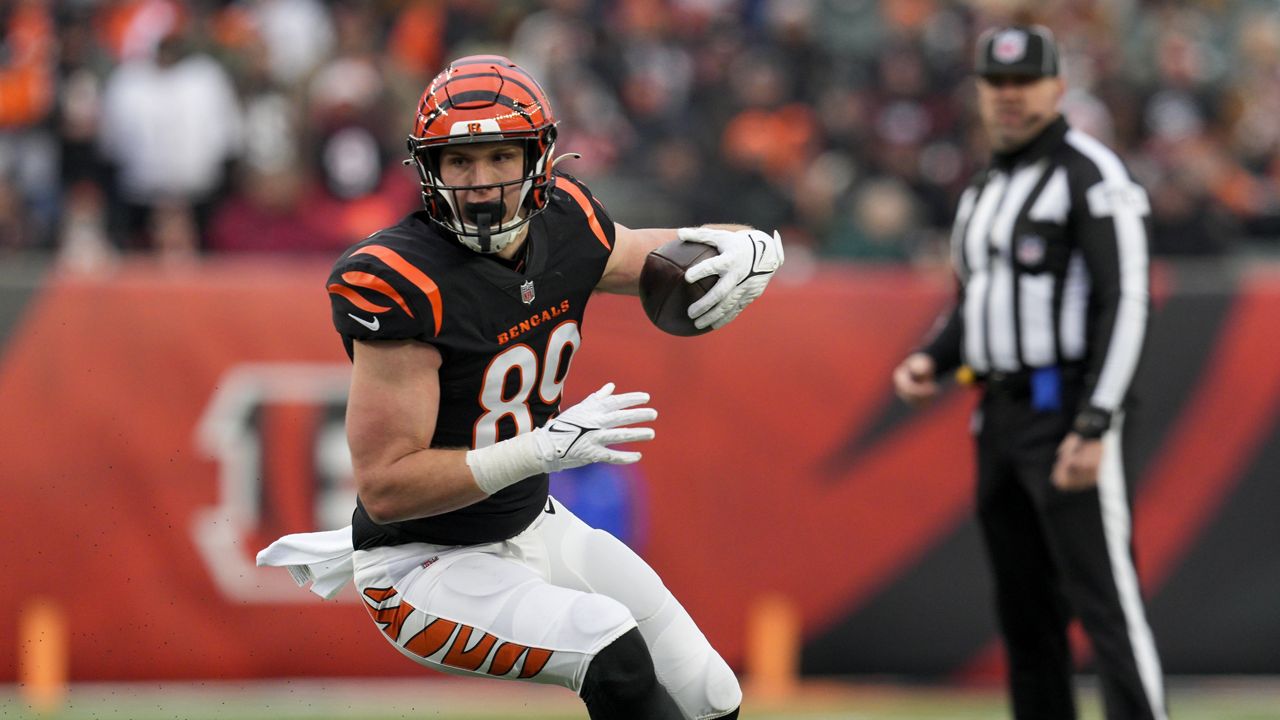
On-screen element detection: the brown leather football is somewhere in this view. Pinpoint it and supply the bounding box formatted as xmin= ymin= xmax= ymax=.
xmin=639 ymin=239 xmax=719 ymax=336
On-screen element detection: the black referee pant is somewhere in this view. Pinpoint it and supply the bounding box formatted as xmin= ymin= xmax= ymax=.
xmin=974 ymin=379 xmax=1168 ymax=720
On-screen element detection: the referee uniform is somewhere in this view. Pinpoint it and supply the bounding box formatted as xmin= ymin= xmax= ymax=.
xmin=915 ymin=27 xmax=1168 ymax=720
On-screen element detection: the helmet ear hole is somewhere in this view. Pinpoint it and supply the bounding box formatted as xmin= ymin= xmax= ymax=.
xmin=407 ymin=142 xmax=448 ymax=226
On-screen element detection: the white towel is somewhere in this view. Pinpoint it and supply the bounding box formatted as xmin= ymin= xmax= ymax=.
xmin=256 ymin=526 xmax=355 ymax=600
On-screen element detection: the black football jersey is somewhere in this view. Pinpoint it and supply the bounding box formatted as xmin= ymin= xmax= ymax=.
xmin=326 ymin=173 xmax=617 ymax=549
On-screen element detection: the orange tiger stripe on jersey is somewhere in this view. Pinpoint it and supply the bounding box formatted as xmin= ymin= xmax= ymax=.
xmin=341 ymin=271 xmax=414 ymax=317
xmin=353 ymin=246 xmax=443 ymax=335
xmin=558 ymin=179 xmax=611 ymax=250
xmin=328 ymin=283 xmax=392 ymax=314
xmin=404 ymin=617 xmax=458 ymax=658
xmin=442 ymin=625 xmax=499 ymax=671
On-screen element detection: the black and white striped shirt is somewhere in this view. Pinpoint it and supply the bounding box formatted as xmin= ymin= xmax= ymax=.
xmin=924 ymin=116 xmax=1151 ymax=415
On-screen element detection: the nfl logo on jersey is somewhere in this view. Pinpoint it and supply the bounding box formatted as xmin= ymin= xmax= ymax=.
xmin=521 ymin=280 xmax=536 ymax=305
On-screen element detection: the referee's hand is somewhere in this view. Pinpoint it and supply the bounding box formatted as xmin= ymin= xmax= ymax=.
xmin=893 ymin=352 xmax=939 ymax=408
xmin=1052 ymin=434 xmax=1103 ymax=491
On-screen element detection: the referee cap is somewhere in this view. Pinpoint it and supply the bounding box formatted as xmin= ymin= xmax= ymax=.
xmin=975 ymin=25 xmax=1060 ymax=78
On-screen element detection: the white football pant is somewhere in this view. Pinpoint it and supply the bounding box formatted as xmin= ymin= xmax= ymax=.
xmin=351 ymin=497 xmax=742 ymax=719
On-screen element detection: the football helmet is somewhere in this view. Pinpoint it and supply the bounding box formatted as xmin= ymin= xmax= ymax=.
xmin=407 ymin=55 xmax=558 ymax=253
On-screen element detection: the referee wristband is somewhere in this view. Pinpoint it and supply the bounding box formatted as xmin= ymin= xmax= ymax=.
xmin=465 ymin=432 xmax=551 ymax=495
xmin=1072 ymin=406 xmax=1112 ymax=440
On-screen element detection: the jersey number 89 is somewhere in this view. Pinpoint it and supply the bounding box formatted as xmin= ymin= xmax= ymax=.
xmin=474 ymin=321 xmax=581 ymax=448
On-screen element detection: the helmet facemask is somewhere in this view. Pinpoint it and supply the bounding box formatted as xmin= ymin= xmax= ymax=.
xmin=407 ymin=131 xmax=556 ymax=254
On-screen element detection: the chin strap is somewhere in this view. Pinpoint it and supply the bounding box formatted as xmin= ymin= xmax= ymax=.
xmin=459 ymin=215 xmax=526 ymax=254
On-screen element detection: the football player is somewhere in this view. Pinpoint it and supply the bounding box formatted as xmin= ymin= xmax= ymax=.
xmin=258 ymin=55 xmax=783 ymax=719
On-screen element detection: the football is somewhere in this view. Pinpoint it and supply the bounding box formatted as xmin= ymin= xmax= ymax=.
xmin=639 ymin=239 xmax=719 ymax=336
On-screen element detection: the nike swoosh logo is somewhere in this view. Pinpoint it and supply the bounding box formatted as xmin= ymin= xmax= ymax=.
xmin=548 ymin=421 xmax=593 ymax=457
xmin=745 ymin=238 xmax=775 ymax=279
xmin=348 ymin=313 xmax=380 ymax=331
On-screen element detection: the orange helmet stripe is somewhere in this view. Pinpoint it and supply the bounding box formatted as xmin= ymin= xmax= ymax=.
xmin=353 ymin=245 xmax=444 ymax=336
xmin=450 ymin=55 xmax=547 ymax=99
xmin=558 ymin=178 xmax=611 ymax=250
xmin=446 ymin=70 xmax=542 ymax=102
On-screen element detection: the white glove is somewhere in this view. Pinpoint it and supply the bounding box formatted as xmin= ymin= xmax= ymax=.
xmin=466 ymin=383 xmax=656 ymax=495
xmin=532 ymin=382 xmax=657 ymax=471
xmin=678 ymin=227 xmax=784 ymax=330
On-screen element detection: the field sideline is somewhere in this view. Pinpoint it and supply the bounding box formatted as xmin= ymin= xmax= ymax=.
xmin=3 ymin=676 xmax=1278 ymax=720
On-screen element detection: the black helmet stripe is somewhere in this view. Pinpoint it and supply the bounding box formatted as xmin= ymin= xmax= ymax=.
xmin=447 ymin=70 xmax=545 ymax=101
xmin=418 ymin=69 xmax=544 ymax=106
xmin=449 ymin=57 xmax=547 ymax=92
xmin=442 ymin=91 xmax=538 ymax=119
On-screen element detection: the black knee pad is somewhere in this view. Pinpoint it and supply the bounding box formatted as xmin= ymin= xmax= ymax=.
xmin=581 ymin=627 xmax=658 ymax=700
xmin=580 ymin=627 xmax=682 ymax=719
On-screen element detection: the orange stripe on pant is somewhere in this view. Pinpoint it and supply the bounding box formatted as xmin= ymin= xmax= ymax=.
xmin=442 ymin=626 xmax=498 ymax=671
xmin=362 ymin=585 xmax=553 ymax=678
xmin=404 ymin=618 xmax=458 ymax=658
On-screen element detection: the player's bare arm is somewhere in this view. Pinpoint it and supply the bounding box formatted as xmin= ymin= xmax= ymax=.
xmin=596 ymin=224 xmax=678 ymax=295
xmin=346 ymin=339 xmax=488 ymax=523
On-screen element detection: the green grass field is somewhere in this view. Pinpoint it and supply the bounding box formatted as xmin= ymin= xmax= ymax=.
xmin=4 ymin=677 xmax=1278 ymax=720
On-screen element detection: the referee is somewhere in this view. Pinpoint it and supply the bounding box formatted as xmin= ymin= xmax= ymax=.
xmin=892 ymin=25 xmax=1168 ymax=720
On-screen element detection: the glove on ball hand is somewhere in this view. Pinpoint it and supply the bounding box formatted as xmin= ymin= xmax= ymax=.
xmin=678 ymin=227 xmax=785 ymax=330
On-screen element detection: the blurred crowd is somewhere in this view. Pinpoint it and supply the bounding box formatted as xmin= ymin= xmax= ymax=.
xmin=1 ymin=0 xmax=1279 ymax=270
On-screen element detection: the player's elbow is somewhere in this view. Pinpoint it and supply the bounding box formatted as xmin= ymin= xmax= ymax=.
xmin=361 ymin=500 xmax=399 ymax=525
xmin=354 ymin=471 xmax=406 ymax=524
